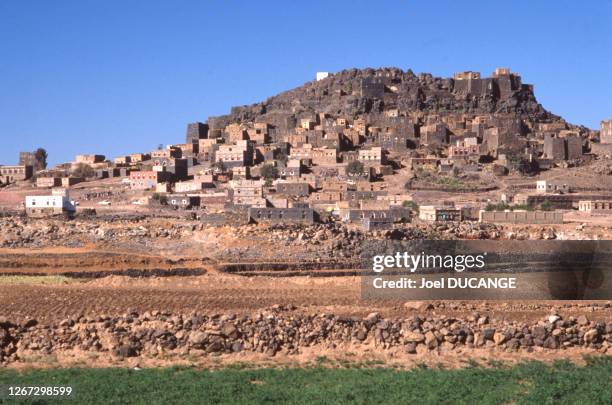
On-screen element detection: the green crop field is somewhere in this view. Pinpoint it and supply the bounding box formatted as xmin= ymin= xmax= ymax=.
xmin=0 ymin=357 xmax=610 ymax=404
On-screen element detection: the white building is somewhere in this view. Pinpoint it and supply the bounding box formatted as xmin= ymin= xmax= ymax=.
xmin=25 ymin=188 xmax=76 ymax=217
xmin=536 ymin=180 xmax=569 ymax=194
xmin=316 ymin=72 xmax=329 ymax=81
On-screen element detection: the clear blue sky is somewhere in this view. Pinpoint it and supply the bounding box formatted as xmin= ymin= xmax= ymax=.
xmin=1 ymin=1 xmax=610 ymax=166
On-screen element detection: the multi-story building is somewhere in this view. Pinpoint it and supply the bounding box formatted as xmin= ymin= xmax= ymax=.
xmin=231 ymin=179 xmax=265 ymax=206
xmin=601 ymin=120 xmax=612 ymax=144
xmin=0 ymin=165 xmax=33 ymax=184
xmin=215 ymin=141 xmax=252 ymax=168
xmin=129 ymin=170 xmax=173 ymax=190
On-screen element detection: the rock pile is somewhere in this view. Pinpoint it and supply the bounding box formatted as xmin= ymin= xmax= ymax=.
xmin=1 ymin=309 xmax=610 ymax=364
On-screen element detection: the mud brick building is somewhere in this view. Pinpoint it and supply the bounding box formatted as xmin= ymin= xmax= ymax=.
xmin=186 ymin=122 xmax=209 ymax=143
xmin=578 ymin=200 xmax=612 ymax=215
xmin=247 ymin=207 xmax=315 ymax=224
xmin=479 ymin=210 xmax=563 ymax=224
xmin=0 ymin=165 xmax=33 ymax=183
xmin=601 ymin=120 xmax=612 ymax=144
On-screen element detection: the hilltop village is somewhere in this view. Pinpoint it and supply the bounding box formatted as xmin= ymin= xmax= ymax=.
xmin=1 ymin=67 xmax=611 ymax=235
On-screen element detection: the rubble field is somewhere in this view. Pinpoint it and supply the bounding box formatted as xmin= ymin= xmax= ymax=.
xmin=0 ymin=214 xmax=610 ymax=369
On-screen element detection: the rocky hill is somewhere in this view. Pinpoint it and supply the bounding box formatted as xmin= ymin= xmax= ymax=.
xmin=206 ymin=67 xmax=579 ymax=131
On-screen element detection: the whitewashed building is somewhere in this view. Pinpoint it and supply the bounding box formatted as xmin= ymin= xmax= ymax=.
xmin=25 ymin=188 xmax=76 ymax=217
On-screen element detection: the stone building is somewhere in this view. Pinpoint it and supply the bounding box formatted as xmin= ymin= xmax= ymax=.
xmin=420 ymin=124 xmax=448 ymax=145
xmin=358 ymin=147 xmax=383 ymax=165
xmin=536 ymin=180 xmax=569 ymax=194
xmin=419 ymin=205 xmax=462 ymax=221
xmin=360 ymin=77 xmax=385 ymax=98
xmin=151 ymin=147 xmax=181 ymax=160
xmin=408 ymin=157 xmax=438 ymax=172
xmin=600 ymin=120 xmax=612 ymax=144
xmin=276 ymin=182 xmax=310 ymax=197
xmin=578 ymin=200 xmax=612 ymax=215
xmin=19 ymin=152 xmax=38 ymax=168
xmin=215 ymin=141 xmax=253 ymax=168
xmin=0 ymin=165 xmax=33 ymax=184
xmin=361 ymin=216 xmax=394 ymax=231
xmin=168 ymin=195 xmax=200 ymax=210
xmin=75 ymin=155 xmax=105 ymax=164
xmin=543 ymin=134 xmax=582 ymax=160
xmin=186 ymin=122 xmax=209 ymax=143
xmin=36 ymin=177 xmax=62 ymax=188
xmin=231 ymin=179 xmax=265 ymax=206
xmin=247 ymin=207 xmax=315 ymax=224
xmin=311 ymin=148 xmax=337 ymax=165
xmin=479 ymin=210 xmax=563 ymax=224
xmin=129 ymin=170 xmax=173 ymax=190
xmin=129 ymin=153 xmax=150 ymax=163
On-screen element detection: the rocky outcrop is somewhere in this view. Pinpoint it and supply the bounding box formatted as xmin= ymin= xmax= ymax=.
xmin=206 ymin=67 xmax=568 ymax=129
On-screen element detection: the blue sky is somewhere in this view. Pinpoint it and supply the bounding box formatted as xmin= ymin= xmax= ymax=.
xmin=1 ymin=1 xmax=610 ymax=165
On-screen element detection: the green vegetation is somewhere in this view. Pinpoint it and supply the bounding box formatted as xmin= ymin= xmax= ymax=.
xmin=485 ymin=202 xmax=533 ymax=212
xmin=151 ymin=193 xmax=167 ymax=205
xmin=540 ymin=199 xmax=554 ymax=211
xmin=260 ymin=164 xmax=279 ymax=181
xmin=346 ymin=160 xmax=364 ymax=175
xmin=34 ymin=147 xmax=48 ymax=170
xmin=402 ymin=200 xmax=419 ymax=212
xmin=433 ymin=176 xmax=466 ymax=189
xmin=71 ymin=163 xmax=94 ymax=179
xmin=0 ymin=357 xmax=610 ymax=404
xmin=213 ymin=160 xmax=225 ymax=173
